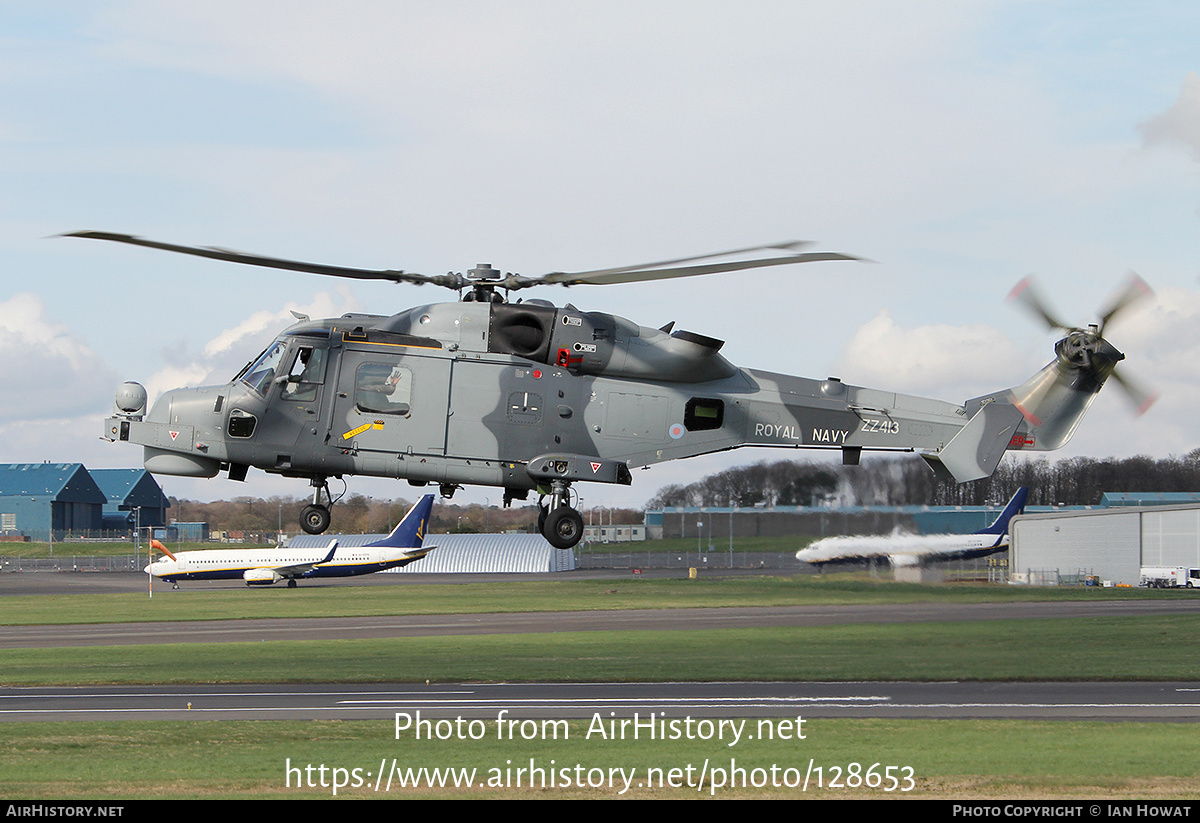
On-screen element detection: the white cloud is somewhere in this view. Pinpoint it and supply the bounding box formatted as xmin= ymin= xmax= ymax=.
xmin=835 ymin=309 xmax=1030 ymax=401
xmin=0 ymin=293 xmax=116 ymax=420
xmin=144 ymin=288 xmax=364 ymax=400
xmin=1140 ymin=72 xmax=1200 ymax=161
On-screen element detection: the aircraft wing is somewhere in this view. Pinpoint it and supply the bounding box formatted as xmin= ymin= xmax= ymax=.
xmin=268 ymin=539 xmax=339 ymax=578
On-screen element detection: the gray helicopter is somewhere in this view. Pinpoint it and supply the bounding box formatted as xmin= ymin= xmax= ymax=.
xmin=75 ymin=231 xmax=1152 ymax=549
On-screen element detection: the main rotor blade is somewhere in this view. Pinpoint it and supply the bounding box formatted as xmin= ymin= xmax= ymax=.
xmin=1097 ymin=272 xmax=1153 ymax=335
xmin=520 ymin=250 xmax=860 ymax=288
xmin=562 ymin=240 xmax=813 ymax=279
xmin=62 ymin=231 xmax=460 ymax=288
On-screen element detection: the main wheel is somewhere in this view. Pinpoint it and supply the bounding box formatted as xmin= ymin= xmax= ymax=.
xmin=543 ymin=507 xmax=584 ymax=549
xmin=301 ymin=504 xmax=331 ymax=535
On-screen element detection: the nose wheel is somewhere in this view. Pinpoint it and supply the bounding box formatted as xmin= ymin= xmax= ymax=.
xmin=538 ymin=482 xmax=584 ymax=549
xmin=544 ymin=506 xmax=583 ymax=549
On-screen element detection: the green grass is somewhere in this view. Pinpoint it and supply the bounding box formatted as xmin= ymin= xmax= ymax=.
xmin=5 ymin=616 xmax=1200 ymax=685
xmin=0 ymin=574 xmax=1185 ymax=626
xmin=1 ymin=718 xmax=1196 ymax=798
xmin=4 ymin=575 xmax=1199 ymax=799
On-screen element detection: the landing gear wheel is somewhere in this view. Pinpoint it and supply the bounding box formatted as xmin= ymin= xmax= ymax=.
xmin=544 ymin=507 xmax=584 ymax=549
xmin=287 ymin=579 xmax=297 ymax=589
xmin=537 ymin=504 xmax=548 ymax=535
xmin=301 ymin=504 xmax=331 ymax=535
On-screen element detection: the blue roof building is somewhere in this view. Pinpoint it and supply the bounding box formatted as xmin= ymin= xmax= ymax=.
xmin=0 ymin=463 xmax=106 ymax=541
xmin=1100 ymin=492 xmax=1200 ymax=507
xmin=90 ymin=468 xmax=170 ymax=532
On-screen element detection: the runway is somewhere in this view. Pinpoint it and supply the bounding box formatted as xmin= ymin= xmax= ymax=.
xmin=2 ymin=681 xmax=1199 ymax=722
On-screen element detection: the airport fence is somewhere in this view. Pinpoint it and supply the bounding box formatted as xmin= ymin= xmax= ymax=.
xmin=576 ymin=547 xmax=800 ymax=571
xmin=0 ymin=555 xmax=144 ymax=573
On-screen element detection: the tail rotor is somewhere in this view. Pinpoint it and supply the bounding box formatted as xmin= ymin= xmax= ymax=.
xmin=1007 ymin=273 xmax=1157 ymax=416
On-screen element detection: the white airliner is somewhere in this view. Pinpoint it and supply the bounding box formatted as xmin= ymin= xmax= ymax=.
xmin=795 ymin=488 xmax=1028 ymax=567
xmin=146 ymin=494 xmax=435 ymax=588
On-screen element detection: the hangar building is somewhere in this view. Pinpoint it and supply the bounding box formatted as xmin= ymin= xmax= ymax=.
xmin=0 ymin=463 xmax=106 ymax=541
xmin=287 ymin=532 xmax=574 ymax=573
xmin=91 ymin=468 xmax=170 ymax=532
xmin=1010 ymin=504 xmax=1200 ymax=586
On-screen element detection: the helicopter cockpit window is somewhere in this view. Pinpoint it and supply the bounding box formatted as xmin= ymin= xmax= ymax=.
xmin=355 ymin=363 xmax=412 ymax=415
xmin=280 ymin=345 xmax=327 ymax=403
xmin=241 ymin=341 xmax=287 ymax=396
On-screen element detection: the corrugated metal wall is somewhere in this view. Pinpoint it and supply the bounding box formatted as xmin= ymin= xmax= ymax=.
xmin=286 ymin=532 xmax=574 ymax=573
xmin=1142 ymin=508 xmax=1200 ymax=567
xmin=1012 ymin=504 xmax=1200 ymax=585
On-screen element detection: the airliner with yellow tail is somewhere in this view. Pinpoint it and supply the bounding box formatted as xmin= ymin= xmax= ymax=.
xmin=146 ymin=494 xmax=434 ymax=588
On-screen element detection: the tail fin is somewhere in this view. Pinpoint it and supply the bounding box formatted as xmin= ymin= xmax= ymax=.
xmin=921 ymin=400 xmax=1024 ymax=483
xmin=366 ymin=494 xmax=434 ymax=549
xmin=977 ymin=487 xmax=1029 ymax=536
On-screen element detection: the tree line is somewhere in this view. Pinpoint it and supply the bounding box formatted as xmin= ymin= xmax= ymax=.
xmin=645 ymin=450 xmax=1200 ymax=509
xmin=169 ymin=493 xmax=641 ymax=535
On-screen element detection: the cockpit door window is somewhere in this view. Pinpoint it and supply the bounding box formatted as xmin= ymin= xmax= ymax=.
xmin=280 ymin=345 xmax=328 ymax=402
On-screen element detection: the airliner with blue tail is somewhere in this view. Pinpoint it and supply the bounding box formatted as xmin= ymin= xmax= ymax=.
xmin=796 ymin=488 xmax=1029 ymax=567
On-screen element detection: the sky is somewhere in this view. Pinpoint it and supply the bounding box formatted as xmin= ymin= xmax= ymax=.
xmin=2 ymin=1 xmax=1199 ymax=514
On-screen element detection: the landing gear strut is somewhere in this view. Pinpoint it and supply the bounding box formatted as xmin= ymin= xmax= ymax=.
xmin=301 ymin=477 xmax=333 ymax=535
xmin=538 ymin=481 xmax=583 ymax=549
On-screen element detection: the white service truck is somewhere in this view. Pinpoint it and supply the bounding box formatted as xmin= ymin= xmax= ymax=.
xmin=1139 ymin=566 xmax=1200 ymax=588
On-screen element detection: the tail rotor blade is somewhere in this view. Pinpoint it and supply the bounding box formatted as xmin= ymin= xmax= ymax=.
xmin=1007 ymin=276 xmax=1074 ymax=332
xmin=1109 ymin=367 xmax=1159 ymax=416
xmin=1097 ymin=272 xmax=1154 ymax=335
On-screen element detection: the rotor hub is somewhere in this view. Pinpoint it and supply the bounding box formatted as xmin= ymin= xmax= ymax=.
xmin=1056 ymin=329 xmax=1124 ymax=373
xmin=467 ymin=263 xmax=501 ymax=281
